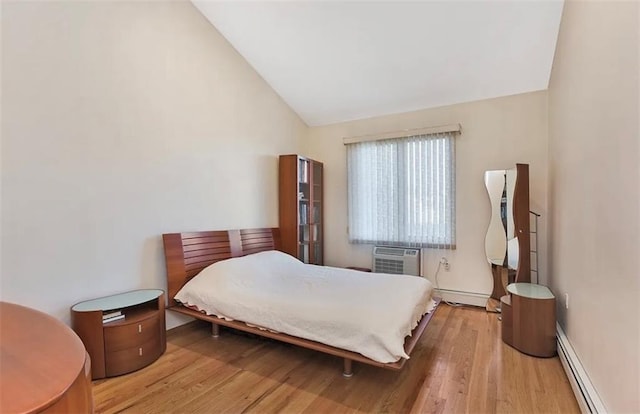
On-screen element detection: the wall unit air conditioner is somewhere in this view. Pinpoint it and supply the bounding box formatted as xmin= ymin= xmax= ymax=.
xmin=372 ymin=246 xmax=421 ymax=276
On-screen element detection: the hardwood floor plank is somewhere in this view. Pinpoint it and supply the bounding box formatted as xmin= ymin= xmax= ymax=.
xmin=93 ymin=304 xmax=580 ymax=413
xmin=251 ymin=354 xmax=336 ymax=413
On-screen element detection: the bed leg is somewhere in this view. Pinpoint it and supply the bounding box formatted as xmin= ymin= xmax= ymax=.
xmin=343 ymin=358 xmax=353 ymax=378
xmin=211 ymin=323 xmax=220 ymax=338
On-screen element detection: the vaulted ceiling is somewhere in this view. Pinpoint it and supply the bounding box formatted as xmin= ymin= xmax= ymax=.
xmin=193 ymin=1 xmax=564 ymax=126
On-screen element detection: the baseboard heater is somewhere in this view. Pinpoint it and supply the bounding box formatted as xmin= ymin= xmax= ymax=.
xmin=556 ymin=323 xmax=606 ymax=413
xmin=433 ymin=288 xmax=489 ymax=308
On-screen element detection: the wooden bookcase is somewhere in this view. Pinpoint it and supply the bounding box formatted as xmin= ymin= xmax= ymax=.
xmin=279 ymin=154 xmax=324 ymax=265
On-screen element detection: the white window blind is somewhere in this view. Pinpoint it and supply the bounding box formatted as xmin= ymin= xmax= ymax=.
xmin=346 ymin=132 xmax=456 ymax=249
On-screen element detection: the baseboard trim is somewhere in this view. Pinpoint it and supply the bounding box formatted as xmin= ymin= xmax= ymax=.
xmin=556 ymin=323 xmax=606 ymax=413
xmin=433 ymin=288 xmax=489 ymax=307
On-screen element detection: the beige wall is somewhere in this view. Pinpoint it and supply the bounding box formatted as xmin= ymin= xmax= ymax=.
xmin=0 ymin=1 xmax=306 ymax=327
xmin=548 ymin=1 xmax=639 ymax=412
xmin=306 ymin=91 xmax=548 ymax=303
xmin=4 ymin=5 xmax=637 ymax=410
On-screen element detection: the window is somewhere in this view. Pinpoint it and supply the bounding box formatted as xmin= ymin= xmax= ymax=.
xmin=346 ymin=132 xmax=456 ymax=248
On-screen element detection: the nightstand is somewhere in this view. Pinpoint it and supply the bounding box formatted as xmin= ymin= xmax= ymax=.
xmin=501 ymin=283 xmax=556 ymax=357
xmin=71 ymin=289 xmax=166 ymax=379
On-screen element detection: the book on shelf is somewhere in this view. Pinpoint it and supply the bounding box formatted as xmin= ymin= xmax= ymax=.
xmin=102 ymin=310 xmax=122 ymax=320
xmin=298 ymin=159 xmax=308 ymax=183
xmin=103 ymin=314 xmax=125 ymax=324
xmin=300 ymin=204 xmax=309 ymax=224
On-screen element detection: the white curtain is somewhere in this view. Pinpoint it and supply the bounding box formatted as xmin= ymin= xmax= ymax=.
xmin=346 ymin=132 xmax=456 ymax=248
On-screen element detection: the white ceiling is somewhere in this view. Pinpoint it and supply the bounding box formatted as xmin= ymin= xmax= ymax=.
xmin=193 ymin=1 xmax=564 ymax=126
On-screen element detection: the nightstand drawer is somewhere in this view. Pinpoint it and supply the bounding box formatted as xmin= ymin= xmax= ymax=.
xmin=104 ymin=314 xmax=159 ymax=352
xmin=105 ymin=337 xmax=161 ymax=377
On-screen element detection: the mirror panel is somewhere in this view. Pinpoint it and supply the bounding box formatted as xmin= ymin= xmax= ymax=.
xmin=507 ymin=237 xmax=520 ymax=271
xmin=505 ymin=166 xmax=518 ymax=270
xmin=484 ymin=170 xmax=507 ymax=266
xmin=506 ymin=167 xmax=517 ymax=240
xmin=484 ymin=163 xmax=531 ymax=312
xmin=485 ymin=166 xmax=522 ymax=271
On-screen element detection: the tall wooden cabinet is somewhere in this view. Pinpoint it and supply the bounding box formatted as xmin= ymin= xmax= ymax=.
xmin=511 ymin=163 xmax=531 ymax=284
xmin=279 ymin=155 xmax=323 ymax=265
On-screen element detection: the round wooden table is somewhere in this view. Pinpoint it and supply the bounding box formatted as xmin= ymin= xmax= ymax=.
xmin=0 ymin=302 xmax=93 ymax=413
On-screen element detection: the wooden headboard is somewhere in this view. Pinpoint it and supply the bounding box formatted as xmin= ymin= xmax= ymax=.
xmin=162 ymin=227 xmax=281 ymax=305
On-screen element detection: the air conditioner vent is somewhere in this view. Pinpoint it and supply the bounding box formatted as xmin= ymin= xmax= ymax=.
xmin=372 ymin=246 xmax=421 ymax=276
xmin=374 ymin=247 xmax=405 ymax=256
xmin=374 ymin=258 xmax=405 ymax=274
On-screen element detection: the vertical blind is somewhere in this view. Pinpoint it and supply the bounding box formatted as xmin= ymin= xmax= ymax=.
xmin=346 ymin=132 xmax=456 ymax=248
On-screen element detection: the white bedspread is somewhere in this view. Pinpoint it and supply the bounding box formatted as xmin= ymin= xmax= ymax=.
xmin=175 ymin=250 xmax=435 ymax=363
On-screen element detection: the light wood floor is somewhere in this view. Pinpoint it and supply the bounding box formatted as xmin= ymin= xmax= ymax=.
xmin=93 ymin=304 xmax=579 ymax=413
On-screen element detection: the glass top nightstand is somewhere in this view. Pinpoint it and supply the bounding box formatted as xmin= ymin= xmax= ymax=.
xmin=506 ymin=283 xmax=554 ymax=299
xmin=502 ymin=282 xmax=556 ymax=357
xmin=70 ymin=289 xmax=166 ymax=379
xmin=71 ymin=289 xmax=164 ymax=312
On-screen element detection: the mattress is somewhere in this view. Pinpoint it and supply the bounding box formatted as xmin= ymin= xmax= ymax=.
xmin=175 ymin=250 xmax=435 ymax=363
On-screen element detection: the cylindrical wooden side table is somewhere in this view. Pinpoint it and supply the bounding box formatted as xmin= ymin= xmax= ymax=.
xmin=0 ymin=302 xmax=93 ymax=413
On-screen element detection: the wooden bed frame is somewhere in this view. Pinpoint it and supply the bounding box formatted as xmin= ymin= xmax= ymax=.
xmin=162 ymin=227 xmax=440 ymax=377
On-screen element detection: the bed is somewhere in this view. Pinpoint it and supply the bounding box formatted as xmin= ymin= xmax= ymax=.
xmin=162 ymin=227 xmax=440 ymax=377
